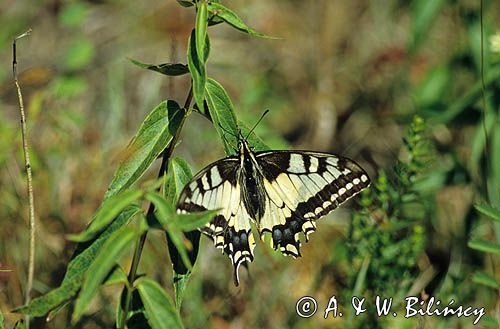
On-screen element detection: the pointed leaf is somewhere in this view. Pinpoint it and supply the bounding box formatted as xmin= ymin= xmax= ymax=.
xmin=207 ymin=3 xmax=276 ymax=39
xmin=46 ymin=301 xmax=70 ymax=322
xmin=130 ymin=59 xmax=189 ymax=76
xmin=196 ymin=2 xmax=208 ymax=64
xmin=68 ymin=189 xmax=143 ymax=242
xmin=205 ymin=78 xmax=239 ymax=155
xmin=145 ymin=192 xmax=176 ymax=228
xmin=172 ymin=273 xmax=190 ymax=311
xmin=50 ymin=122 xmax=165 ymax=315
xmin=175 ymin=211 xmax=217 ymax=232
xmin=136 ymin=277 xmax=184 ymax=329
xmin=73 ymin=226 xmax=140 ymax=322
xmin=161 ymin=158 xmax=197 ymax=309
xmin=145 ymin=193 xmax=193 ymax=271
xmin=187 ymin=30 xmax=207 ymax=113
xmin=13 ymin=320 xmax=26 ymax=329
xmin=105 ymin=100 xmax=185 ymax=198
xmin=103 ymin=265 xmax=129 ymax=287
xmin=163 ymin=158 xmax=193 ymax=206
xmin=167 ymin=228 xmax=193 ymax=272
xmin=475 ymin=204 xmax=500 ymax=222
xmin=117 ymin=289 xmax=150 ymax=329
xmin=177 ymin=0 xmax=193 ymax=7
xmin=468 ymin=239 xmax=500 ymax=254
xmin=14 ymin=206 xmax=141 ymax=316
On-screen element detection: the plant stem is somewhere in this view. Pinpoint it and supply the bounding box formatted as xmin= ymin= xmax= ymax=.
xmin=13 ymin=29 xmax=35 ymax=329
xmin=119 ymin=86 xmax=193 ymax=328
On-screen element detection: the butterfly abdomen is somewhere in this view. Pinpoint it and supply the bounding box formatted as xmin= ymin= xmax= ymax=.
xmin=240 ymin=147 xmax=266 ymax=220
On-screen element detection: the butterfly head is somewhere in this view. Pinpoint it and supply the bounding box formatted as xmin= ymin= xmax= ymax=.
xmin=237 ymin=109 xmax=269 ymax=155
xmin=238 ymin=138 xmax=253 ymax=157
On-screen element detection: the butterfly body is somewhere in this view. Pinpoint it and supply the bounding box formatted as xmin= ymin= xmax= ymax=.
xmin=177 ymin=139 xmax=370 ymax=285
xmin=239 ymin=142 xmax=266 ymax=220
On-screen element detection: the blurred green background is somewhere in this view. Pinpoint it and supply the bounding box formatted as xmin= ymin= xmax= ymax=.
xmin=1 ymin=0 xmax=499 ymax=328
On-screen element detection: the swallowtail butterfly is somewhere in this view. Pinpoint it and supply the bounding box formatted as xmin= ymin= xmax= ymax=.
xmin=177 ymin=135 xmax=370 ymax=285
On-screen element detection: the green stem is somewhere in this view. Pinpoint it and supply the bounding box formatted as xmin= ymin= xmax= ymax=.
xmin=119 ymin=86 xmax=193 ymax=329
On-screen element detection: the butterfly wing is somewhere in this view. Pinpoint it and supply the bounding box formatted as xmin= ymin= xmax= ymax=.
xmin=176 ymin=157 xmax=256 ymax=285
xmin=255 ymin=151 xmax=370 ymax=257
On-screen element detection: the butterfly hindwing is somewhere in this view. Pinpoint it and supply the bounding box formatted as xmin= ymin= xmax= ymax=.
xmin=255 ymin=151 xmax=370 ymax=257
xmin=177 ymin=157 xmax=256 ymax=285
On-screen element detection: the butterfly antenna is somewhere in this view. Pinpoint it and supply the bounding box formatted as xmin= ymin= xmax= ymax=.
xmin=245 ymin=109 xmax=269 ymax=140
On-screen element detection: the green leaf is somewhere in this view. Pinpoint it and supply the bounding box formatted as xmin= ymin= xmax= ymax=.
xmin=409 ymin=0 xmax=446 ymax=53
xmin=46 ymin=301 xmax=70 ymax=322
xmin=175 ymin=211 xmax=217 ymax=232
xmin=0 ymin=308 xmax=4 ymax=329
xmin=205 ymin=78 xmax=240 ymax=155
xmin=105 ymin=100 xmax=185 ymax=198
xmin=145 ymin=192 xmax=176 ymax=228
xmin=172 ymin=273 xmax=190 ymax=311
xmin=207 ymin=3 xmax=276 ymax=39
xmin=161 ymin=158 xmax=198 ymax=309
xmin=168 ymin=229 xmax=200 ymax=309
xmin=468 ymin=239 xmax=500 ymax=254
xmin=475 ymin=204 xmax=500 ymax=222
xmin=136 ymin=277 xmax=184 ymax=329
xmin=167 ymin=228 xmax=193 ymax=273
xmin=130 ymin=59 xmax=189 ymax=76
xmin=208 ymin=15 xmax=224 ymax=27
xmin=196 ymin=1 xmax=208 ymax=64
xmin=120 ymin=290 xmax=150 ymax=329
xmin=14 ymin=206 xmax=140 ymax=316
xmin=163 ymin=157 xmax=193 ymax=206
xmin=73 ymin=226 xmax=140 ymax=322
xmin=13 ymin=320 xmax=26 ymax=329
xmin=187 ymin=30 xmax=207 ymax=114
xmin=472 ymin=271 xmax=500 ymax=289
xmin=177 ymin=0 xmax=194 ymax=7
xmin=67 ymin=189 xmax=143 ymax=242
xmin=145 ymin=193 xmax=193 ymax=271
xmin=103 ymin=265 xmax=129 ymax=287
